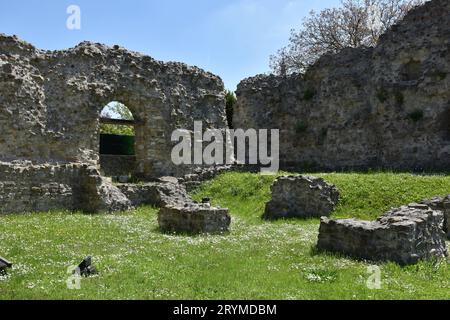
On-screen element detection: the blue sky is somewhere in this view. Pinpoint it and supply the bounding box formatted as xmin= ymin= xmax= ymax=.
xmin=0 ymin=0 xmax=341 ymax=90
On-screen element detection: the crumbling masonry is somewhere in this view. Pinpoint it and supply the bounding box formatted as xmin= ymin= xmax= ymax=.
xmin=0 ymin=34 xmax=227 ymax=214
xmin=234 ymin=0 xmax=450 ymax=172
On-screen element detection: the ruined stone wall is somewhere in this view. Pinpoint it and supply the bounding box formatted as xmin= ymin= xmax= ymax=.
xmin=0 ymin=162 xmax=130 ymax=214
xmin=99 ymin=155 xmax=136 ymax=177
xmin=234 ymin=0 xmax=450 ymax=171
xmin=0 ymin=35 xmax=227 ymax=178
xmin=0 ymin=37 xmax=228 ymax=213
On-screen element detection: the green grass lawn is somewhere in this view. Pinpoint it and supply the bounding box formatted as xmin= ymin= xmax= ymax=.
xmin=0 ymin=172 xmax=449 ymax=300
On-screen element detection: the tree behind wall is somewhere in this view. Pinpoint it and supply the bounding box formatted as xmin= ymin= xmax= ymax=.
xmin=270 ymin=0 xmax=425 ymax=75
xmin=225 ymin=90 xmax=237 ymax=129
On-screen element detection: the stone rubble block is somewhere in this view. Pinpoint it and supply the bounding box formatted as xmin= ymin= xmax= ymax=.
xmin=158 ymin=203 xmax=231 ymax=235
xmin=420 ymin=195 xmax=450 ymax=239
xmin=263 ymin=176 xmax=339 ymax=220
xmin=117 ymin=179 xmax=192 ymax=208
xmin=317 ymin=204 xmax=448 ymax=265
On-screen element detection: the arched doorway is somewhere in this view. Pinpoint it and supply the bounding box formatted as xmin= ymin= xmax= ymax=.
xmin=99 ymin=101 xmax=136 ymax=182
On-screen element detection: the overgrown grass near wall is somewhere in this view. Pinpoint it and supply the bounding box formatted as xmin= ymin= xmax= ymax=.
xmin=0 ymin=172 xmax=449 ymax=300
xmin=192 ymin=171 xmax=450 ymax=222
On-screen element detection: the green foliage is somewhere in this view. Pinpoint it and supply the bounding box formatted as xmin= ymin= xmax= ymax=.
xmin=225 ymin=90 xmax=237 ymax=129
xmin=100 ymin=102 xmax=135 ymax=136
xmin=408 ymin=109 xmax=424 ymax=122
xmin=1 ymin=172 xmax=449 ymax=299
xmin=100 ymin=124 xmax=134 ymax=136
xmin=295 ymin=121 xmax=308 ymax=134
xmin=193 ymin=171 xmax=450 ymax=221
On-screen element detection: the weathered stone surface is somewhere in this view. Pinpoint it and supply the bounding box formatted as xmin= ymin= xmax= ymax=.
xmin=99 ymin=155 xmax=136 ymax=178
xmin=88 ymin=176 xmax=132 ymax=213
xmin=0 ymin=162 xmax=132 ymax=214
xmin=421 ymin=195 xmax=450 ymax=238
xmin=158 ymin=203 xmax=231 ymax=234
xmin=263 ymin=176 xmax=339 ymax=220
xmin=117 ymin=179 xmax=192 ymax=208
xmin=234 ymin=0 xmax=450 ymax=172
xmin=317 ymin=204 xmax=448 ymax=265
xmin=180 ymin=165 xmax=234 ymax=192
xmin=119 ymin=178 xmax=232 ymax=234
xmin=0 ymin=33 xmax=227 ymax=180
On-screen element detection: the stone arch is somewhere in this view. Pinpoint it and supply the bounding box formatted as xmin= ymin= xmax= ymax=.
xmin=93 ymin=91 xmax=172 ymax=180
xmin=99 ymin=101 xmax=136 ymax=180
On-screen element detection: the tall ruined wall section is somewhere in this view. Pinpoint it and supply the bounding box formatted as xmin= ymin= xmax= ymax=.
xmin=0 ymin=36 xmax=227 ymax=178
xmin=0 ymin=36 xmax=227 ymax=213
xmin=234 ymin=0 xmax=450 ymax=171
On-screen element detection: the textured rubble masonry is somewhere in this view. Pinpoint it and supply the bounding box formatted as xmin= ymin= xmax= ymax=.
xmin=0 ymin=162 xmax=131 ymax=214
xmin=99 ymin=155 xmax=136 ymax=177
xmin=0 ymin=33 xmax=227 ymax=214
xmin=317 ymin=204 xmax=448 ymax=265
xmin=421 ymin=195 xmax=450 ymax=238
xmin=118 ymin=178 xmax=231 ymax=234
xmin=158 ymin=204 xmax=231 ymax=234
xmin=234 ymin=0 xmax=450 ymax=171
xmin=264 ymin=176 xmax=339 ymax=220
xmin=0 ymin=34 xmax=227 ymax=179
xmin=117 ymin=178 xmax=193 ymax=208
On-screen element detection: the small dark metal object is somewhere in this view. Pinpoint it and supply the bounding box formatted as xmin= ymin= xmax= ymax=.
xmin=202 ymin=198 xmax=211 ymax=204
xmin=0 ymin=257 xmax=12 ymax=274
xmin=78 ymin=256 xmax=98 ymax=277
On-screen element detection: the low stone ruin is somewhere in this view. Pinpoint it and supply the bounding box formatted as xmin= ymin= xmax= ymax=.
xmin=0 ymin=160 xmax=231 ymax=234
xmin=0 ymin=162 xmax=131 ymax=214
xmin=263 ymin=176 xmax=339 ymax=220
xmin=158 ymin=203 xmax=231 ymax=235
xmin=421 ymin=195 xmax=450 ymax=238
xmin=317 ymin=204 xmax=448 ymax=265
xmin=118 ymin=176 xmax=231 ymax=234
xmin=117 ymin=177 xmax=192 ymax=208
xmin=0 ymin=32 xmax=228 ymax=216
xmin=233 ymin=0 xmax=450 ymax=172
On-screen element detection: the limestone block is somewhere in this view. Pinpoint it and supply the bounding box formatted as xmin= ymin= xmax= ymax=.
xmin=317 ymin=204 xmax=448 ymax=265
xmin=264 ymin=176 xmax=339 ymax=220
xmin=158 ymin=204 xmax=231 ymax=234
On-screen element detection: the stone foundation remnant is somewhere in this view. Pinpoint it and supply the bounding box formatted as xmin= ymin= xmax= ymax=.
xmin=0 ymin=162 xmax=131 ymax=214
xmin=263 ymin=176 xmax=339 ymax=220
xmin=317 ymin=204 xmax=448 ymax=265
xmin=158 ymin=203 xmax=231 ymax=235
xmin=117 ymin=177 xmax=193 ymax=208
xmin=420 ymin=195 xmax=450 ymax=238
xmin=0 ymin=32 xmax=227 ymax=214
xmin=118 ymin=177 xmax=231 ymax=234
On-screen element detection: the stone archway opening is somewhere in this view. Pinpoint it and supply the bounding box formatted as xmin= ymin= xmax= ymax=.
xmin=99 ymin=101 xmax=137 ymax=182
